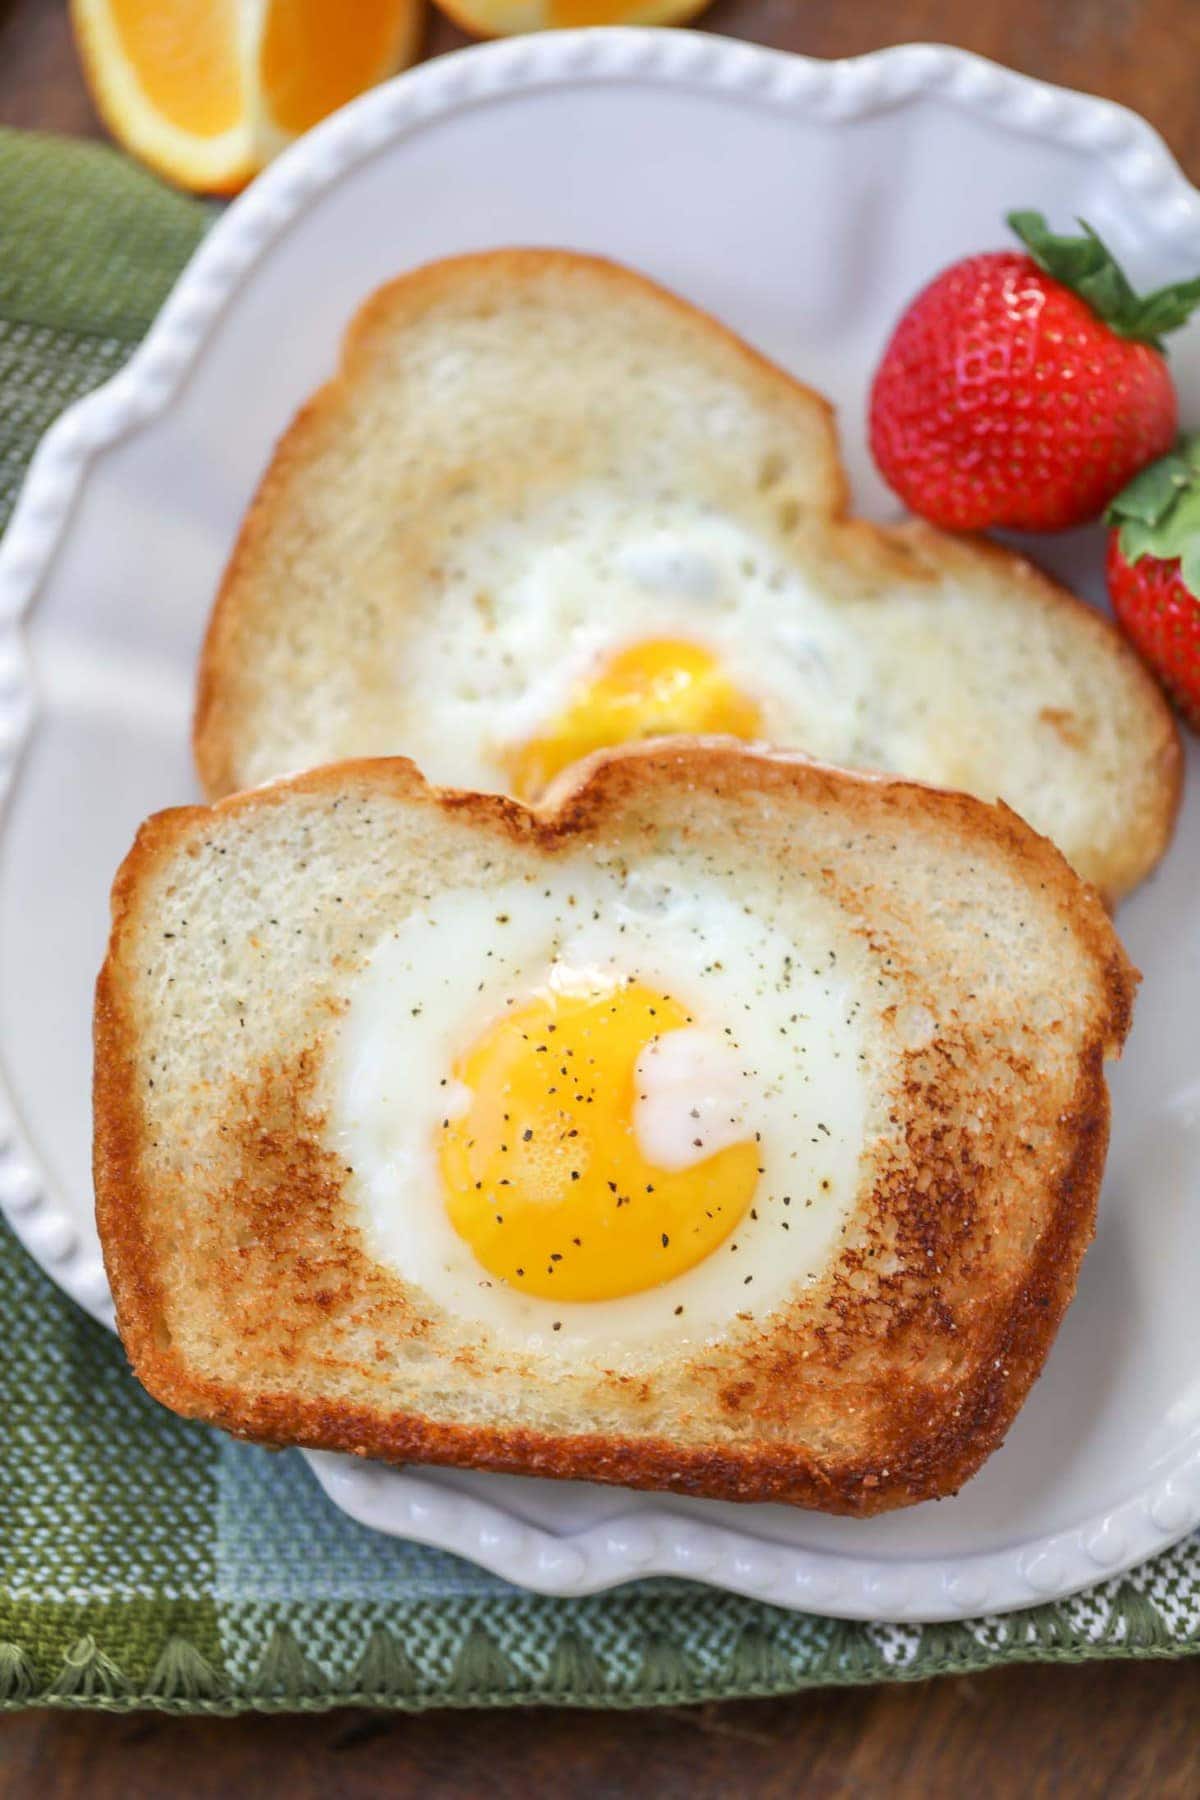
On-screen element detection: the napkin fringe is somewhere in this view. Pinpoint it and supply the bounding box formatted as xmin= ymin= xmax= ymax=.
xmin=145 ymin=1635 xmax=228 ymax=1702
xmin=0 ymin=1592 xmax=1191 ymax=1716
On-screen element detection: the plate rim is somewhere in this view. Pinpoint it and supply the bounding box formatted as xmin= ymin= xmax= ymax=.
xmin=301 ymin=1449 xmax=1199 ymax=1623
xmin=3 ymin=26 xmax=1199 ymax=1621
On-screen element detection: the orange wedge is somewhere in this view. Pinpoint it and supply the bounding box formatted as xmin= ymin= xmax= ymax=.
xmin=71 ymin=0 xmax=423 ymax=195
xmin=434 ymin=0 xmax=709 ymax=35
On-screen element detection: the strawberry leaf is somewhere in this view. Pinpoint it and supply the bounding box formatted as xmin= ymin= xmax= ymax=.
xmin=1129 ymin=278 xmax=1200 ymax=342
xmin=1107 ymin=445 xmax=1194 ymax=528
xmin=1108 ymin=433 xmax=1200 ymax=596
xmin=1181 ymin=538 xmax=1200 ymax=598
xmin=1007 ymin=210 xmax=1200 ymax=351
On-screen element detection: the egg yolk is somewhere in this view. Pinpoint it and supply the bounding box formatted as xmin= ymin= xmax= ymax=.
xmin=505 ymin=639 xmax=763 ymax=802
xmin=438 ymin=981 xmax=759 ymax=1302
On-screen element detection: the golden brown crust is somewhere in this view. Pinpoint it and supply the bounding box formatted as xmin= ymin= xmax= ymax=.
xmin=95 ymin=744 xmax=1137 ymax=1515
xmin=193 ymin=385 xmax=338 ymax=801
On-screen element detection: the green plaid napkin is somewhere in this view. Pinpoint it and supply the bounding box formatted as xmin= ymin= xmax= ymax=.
xmin=1 ymin=127 xmax=1196 ymax=1714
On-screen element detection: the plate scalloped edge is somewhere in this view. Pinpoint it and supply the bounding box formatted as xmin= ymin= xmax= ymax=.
xmin=304 ymin=1449 xmax=1200 ymax=1623
xmin=3 ymin=28 xmax=1200 ymax=1621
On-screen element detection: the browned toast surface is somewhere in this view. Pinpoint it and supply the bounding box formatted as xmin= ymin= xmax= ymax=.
xmin=95 ymin=744 xmax=1135 ymax=1514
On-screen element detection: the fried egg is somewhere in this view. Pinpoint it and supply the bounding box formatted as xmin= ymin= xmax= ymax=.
xmin=333 ymin=865 xmax=869 ymax=1354
xmin=394 ymin=494 xmax=892 ymax=800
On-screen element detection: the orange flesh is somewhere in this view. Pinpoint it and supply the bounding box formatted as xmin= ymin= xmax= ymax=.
xmin=108 ymin=0 xmax=245 ymax=136
xmin=260 ymin=0 xmax=412 ymax=133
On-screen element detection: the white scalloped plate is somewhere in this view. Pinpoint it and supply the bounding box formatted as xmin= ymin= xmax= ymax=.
xmin=3 ymin=32 xmax=1200 ymax=1623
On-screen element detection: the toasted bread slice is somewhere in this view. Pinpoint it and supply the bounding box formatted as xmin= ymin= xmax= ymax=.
xmin=193 ymin=249 xmax=1180 ymax=903
xmin=95 ymin=743 xmax=1135 ymax=1515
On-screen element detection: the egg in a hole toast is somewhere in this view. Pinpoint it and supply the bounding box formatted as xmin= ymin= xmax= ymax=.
xmin=94 ymin=743 xmax=1135 ymax=1515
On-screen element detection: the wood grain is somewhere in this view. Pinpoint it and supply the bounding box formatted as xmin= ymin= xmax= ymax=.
xmin=1 ymin=0 xmax=1199 ymax=1791
xmin=1 ymin=1659 xmax=1199 ymax=1798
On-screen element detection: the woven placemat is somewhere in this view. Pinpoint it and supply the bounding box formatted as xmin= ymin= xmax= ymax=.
xmin=1 ymin=126 xmax=1197 ymax=1713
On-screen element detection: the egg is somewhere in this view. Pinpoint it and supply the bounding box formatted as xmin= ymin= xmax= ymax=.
xmin=332 ymin=863 xmax=869 ymax=1354
xmin=503 ymin=638 xmax=763 ymax=801
xmin=394 ymin=494 xmax=879 ymax=799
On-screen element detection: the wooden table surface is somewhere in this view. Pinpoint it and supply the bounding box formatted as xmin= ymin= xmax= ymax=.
xmin=2 ymin=0 xmax=1199 ymax=1793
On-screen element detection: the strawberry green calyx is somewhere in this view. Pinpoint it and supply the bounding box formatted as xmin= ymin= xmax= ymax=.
xmin=1107 ymin=434 xmax=1200 ymax=595
xmin=1007 ymin=210 xmax=1200 ymax=351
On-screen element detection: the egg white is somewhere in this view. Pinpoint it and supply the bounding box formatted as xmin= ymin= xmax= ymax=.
xmin=393 ymin=492 xmax=899 ymax=793
xmin=331 ymin=863 xmax=869 ymax=1356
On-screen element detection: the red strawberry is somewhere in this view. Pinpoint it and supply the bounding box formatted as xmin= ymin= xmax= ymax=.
xmin=1106 ymin=435 xmax=1200 ymax=729
xmin=870 ymin=211 xmax=1200 ymax=532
